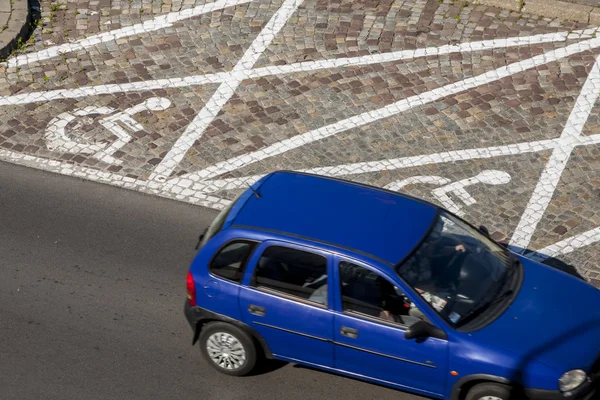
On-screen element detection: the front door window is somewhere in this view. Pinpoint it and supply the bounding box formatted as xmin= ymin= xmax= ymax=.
xmin=339 ymin=261 xmax=426 ymax=326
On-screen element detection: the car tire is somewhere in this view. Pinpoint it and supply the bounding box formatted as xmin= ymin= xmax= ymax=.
xmin=199 ymin=322 xmax=257 ymax=376
xmin=465 ymin=382 xmax=512 ymax=400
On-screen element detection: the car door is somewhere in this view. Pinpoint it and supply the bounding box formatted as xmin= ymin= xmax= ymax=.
xmin=239 ymin=240 xmax=335 ymax=368
xmin=332 ymin=257 xmax=449 ymax=398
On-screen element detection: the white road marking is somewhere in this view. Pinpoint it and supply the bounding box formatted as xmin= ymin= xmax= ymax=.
xmin=528 ymin=226 xmax=600 ymax=262
xmin=4 ymin=0 xmax=253 ymax=68
xmin=44 ymin=97 xmax=171 ymax=165
xmin=182 ymin=37 xmax=600 ymax=181
xmin=0 ymin=31 xmax=583 ymax=106
xmin=148 ymin=0 xmax=305 ymax=182
xmin=430 ymin=170 xmax=511 ymax=216
xmin=385 ymin=176 xmax=452 ymax=191
xmin=510 ymin=55 xmax=600 ymax=250
xmin=0 ymin=147 xmax=233 ymax=209
xmin=177 ymin=132 xmax=600 ymax=195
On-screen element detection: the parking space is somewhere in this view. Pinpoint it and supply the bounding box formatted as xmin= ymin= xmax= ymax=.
xmin=1 ymin=0 xmax=600 ymax=281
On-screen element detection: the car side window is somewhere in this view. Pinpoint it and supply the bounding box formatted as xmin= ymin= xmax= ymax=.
xmin=252 ymin=246 xmax=328 ymax=306
xmin=209 ymin=240 xmax=256 ymax=283
xmin=339 ymin=261 xmax=426 ymax=326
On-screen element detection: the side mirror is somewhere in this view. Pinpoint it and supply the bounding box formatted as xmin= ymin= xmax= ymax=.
xmin=478 ymin=225 xmax=490 ymax=236
xmin=404 ymin=320 xmax=446 ymax=340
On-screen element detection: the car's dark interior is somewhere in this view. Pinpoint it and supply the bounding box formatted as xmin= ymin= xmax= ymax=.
xmin=253 ymin=246 xmax=328 ymax=301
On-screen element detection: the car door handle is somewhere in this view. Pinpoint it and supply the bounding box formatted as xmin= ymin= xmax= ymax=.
xmin=248 ymin=304 xmax=265 ymax=316
xmin=340 ymin=326 xmax=358 ymax=339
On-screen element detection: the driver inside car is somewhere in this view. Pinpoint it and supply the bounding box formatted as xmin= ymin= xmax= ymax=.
xmin=401 ymin=226 xmax=468 ymax=317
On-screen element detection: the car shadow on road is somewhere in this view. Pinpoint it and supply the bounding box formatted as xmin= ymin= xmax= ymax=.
xmin=290 ymin=364 xmax=439 ymax=398
xmin=248 ymin=358 xmax=288 ymax=376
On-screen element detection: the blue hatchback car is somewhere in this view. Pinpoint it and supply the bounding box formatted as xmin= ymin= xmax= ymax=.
xmin=184 ymin=171 xmax=600 ymax=400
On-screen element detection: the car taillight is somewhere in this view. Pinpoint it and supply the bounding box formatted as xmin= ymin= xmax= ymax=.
xmin=186 ymin=270 xmax=196 ymax=306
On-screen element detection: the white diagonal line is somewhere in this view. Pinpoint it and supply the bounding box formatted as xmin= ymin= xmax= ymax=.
xmin=148 ymin=0 xmax=304 ymax=182
xmin=0 ymin=147 xmax=232 ymax=209
xmin=181 ymin=37 xmax=600 ymax=182
xmin=0 ymin=73 xmax=231 ymax=106
xmin=510 ymin=55 xmax=600 ymax=250
xmin=528 ymin=226 xmax=600 ymax=262
xmin=5 ymin=0 xmax=253 ymax=68
xmin=174 ymin=132 xmax=600 ymax=195
xmin=301 ymin=140 xmax=559 ymax=177
xmin=0 ymin=31 xmax=580 ymax=107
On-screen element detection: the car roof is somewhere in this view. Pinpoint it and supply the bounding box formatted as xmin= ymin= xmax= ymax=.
xmin=229 ymin=171 xmax=438 ymax=265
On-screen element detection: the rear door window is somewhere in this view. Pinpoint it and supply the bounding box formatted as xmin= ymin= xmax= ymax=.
xmin=251 ymin=245 xmax=329 ymax=306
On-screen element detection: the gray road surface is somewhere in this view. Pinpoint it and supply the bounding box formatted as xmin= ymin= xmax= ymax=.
xmin=0 ymin=162 xmax=425 ymax=400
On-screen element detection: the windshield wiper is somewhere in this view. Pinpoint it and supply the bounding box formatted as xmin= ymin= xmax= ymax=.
xmin=457 ymin=265 xmax=517 ymax=327
xmin=456 ymin=290 xmax=512 ymax=327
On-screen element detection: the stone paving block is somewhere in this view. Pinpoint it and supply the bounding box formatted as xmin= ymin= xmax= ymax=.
xmin=522 ymin=0 xmax=593 ymax=22
xmin=0 ymin=12 xmax=9 ymax=27
xmin=590 ymin=7 xmax=600 ymax=25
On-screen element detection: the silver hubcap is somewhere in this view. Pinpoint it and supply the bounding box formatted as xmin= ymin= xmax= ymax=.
xmin=206 ymin=332 xmax=246 ymax=370
xmin=478 ymin=397 xmax=503 ymax=400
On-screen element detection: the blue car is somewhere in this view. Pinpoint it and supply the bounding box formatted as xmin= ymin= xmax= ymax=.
xmin=184 ymin=171 xmax=600 ymax=400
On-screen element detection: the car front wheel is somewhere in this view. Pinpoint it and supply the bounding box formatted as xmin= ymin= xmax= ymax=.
xmin=465 ymin=382 xmax=512 ymax=400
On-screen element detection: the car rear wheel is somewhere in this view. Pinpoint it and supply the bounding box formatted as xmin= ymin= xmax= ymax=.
xmin=465 ymin=382 xmax=512 ymax=400
xmin=199 ymin=322 xmax=257 ymax=376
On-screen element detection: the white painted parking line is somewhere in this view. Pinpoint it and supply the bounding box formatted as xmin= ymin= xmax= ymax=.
xmin=171 ymin=131 xmax=600 ymax=195
xmin=0 ymin=31 xmax=582 ymax=106
xmin=510 ymin=55 xmax=600 ymax=250
xmin=528 ymin=227 xmax=600 ymax=262
xmin=4 ymin=0 xmax=254 ymax=68
xmin=147 ymin=0 xmax=305 ymax=182
xmin=0 ymin=147 xmax=232 ymax=209
xmin=181 ymin=37 xmax=600 ymax=181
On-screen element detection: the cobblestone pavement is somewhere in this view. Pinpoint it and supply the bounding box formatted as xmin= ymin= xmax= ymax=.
xmin=1 ymin=0 xmax=600 ymax=283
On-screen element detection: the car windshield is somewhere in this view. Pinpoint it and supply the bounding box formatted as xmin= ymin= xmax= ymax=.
xmin=395 ymin=210 xmax=512 ymax=326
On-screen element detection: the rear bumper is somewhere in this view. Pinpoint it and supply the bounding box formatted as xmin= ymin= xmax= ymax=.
xmin=184 ymin=299 xmax=201 ymax=330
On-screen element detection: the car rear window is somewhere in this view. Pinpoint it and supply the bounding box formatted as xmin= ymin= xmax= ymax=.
xmin=198 ymin=191 xmax=244 ymax=248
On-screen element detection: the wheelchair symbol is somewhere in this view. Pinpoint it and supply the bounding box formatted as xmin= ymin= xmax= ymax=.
xmin=385 ymin=170 xmax=512 ymax=216
xmin=44 ymin=97 xmax=172 ymax=165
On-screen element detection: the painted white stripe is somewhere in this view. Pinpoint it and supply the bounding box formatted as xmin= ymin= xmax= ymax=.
xmin=0 ymin=31 xmax=581 ymax=107
xmin=529 ymin=227 xmax=600 ymax=262
xmin=0 ymin=73 xmax=231 ymax=107
xmin=148 ymin=0 xmax=304 ymax=182
xmin=510 ymin=55 xmax=600 ymax=250
xmin=183 ymin=37 xmax=600 ymax=181
xmin=0 ymin=147 xmax=233 ymax=209
xmin=301 ymin=140 xmax=559 ymax=177
xmin=173 ymin=133 xmax=600 ymax=195
xmin=5 ymin=0 xmax=253 ymax=68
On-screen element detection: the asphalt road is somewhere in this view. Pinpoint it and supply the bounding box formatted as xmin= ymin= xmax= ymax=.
xmin=0 ymin=162 xmax=425 ymax=400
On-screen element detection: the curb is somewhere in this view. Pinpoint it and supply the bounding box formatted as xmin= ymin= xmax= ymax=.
xmin=471 ymin=0 xmax=600 ymax=25
xmin=0 ymin=0 xmax=32 ymax=60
